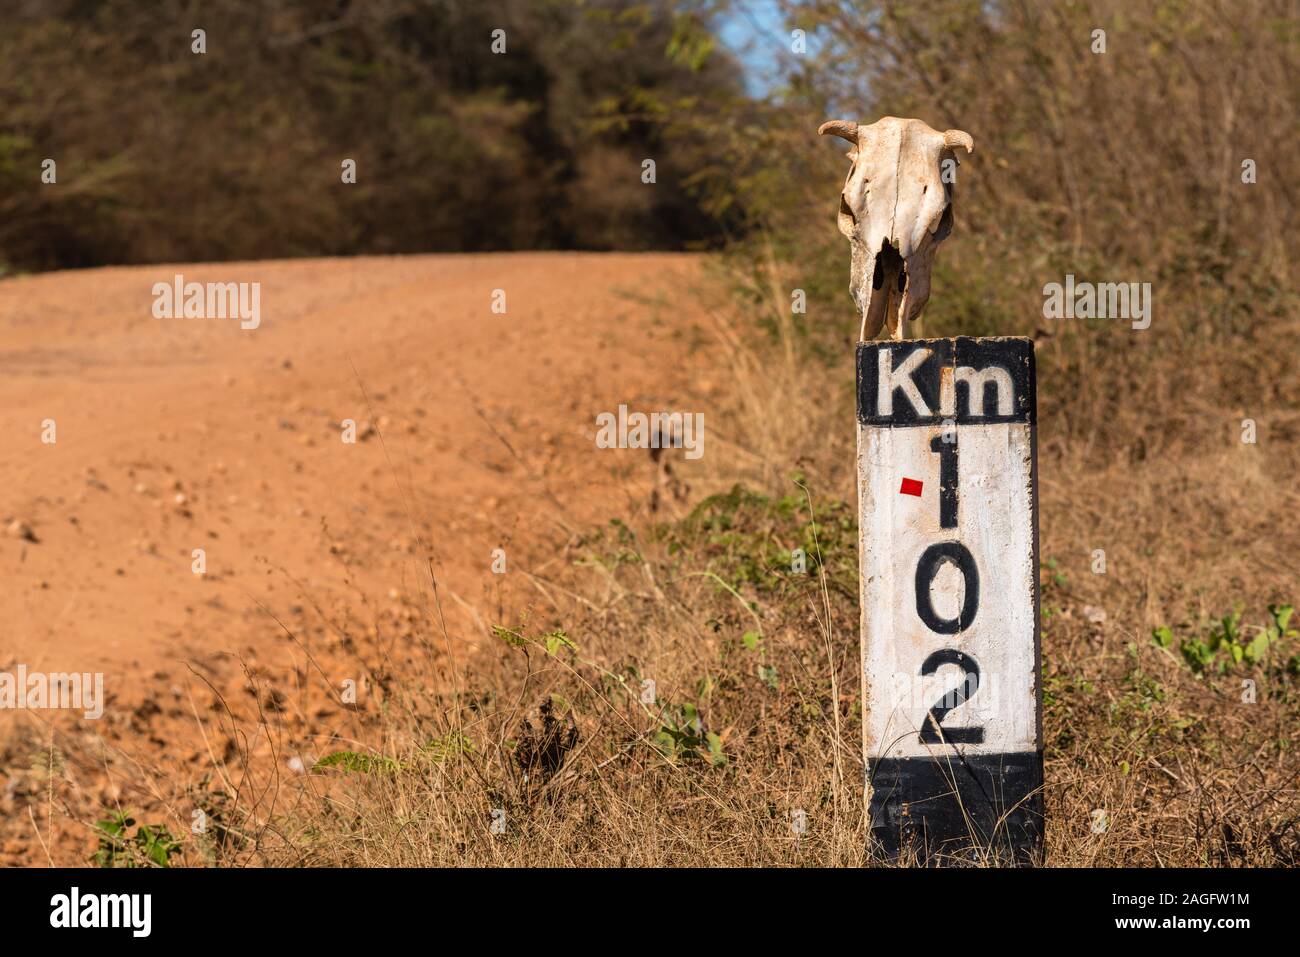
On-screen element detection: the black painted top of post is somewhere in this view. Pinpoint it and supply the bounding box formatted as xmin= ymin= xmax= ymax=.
xmin=856 ymin=336 xmax=1036 ymax=427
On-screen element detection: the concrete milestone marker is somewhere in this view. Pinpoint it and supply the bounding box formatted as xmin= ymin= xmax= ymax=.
xmin=857 ymin=337 xmax=1043 ymax=861
xmin=820 ymin=115 xmax=1043 ymax=861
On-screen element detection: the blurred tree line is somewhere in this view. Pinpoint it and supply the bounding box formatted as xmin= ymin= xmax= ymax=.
xmin=0 ymin=0 xmax=746 ymax=272
xmin=689 ymin=0 xmax=1296 ymax=330
xmin=681 ymin=0 xmax=1297 ymax=457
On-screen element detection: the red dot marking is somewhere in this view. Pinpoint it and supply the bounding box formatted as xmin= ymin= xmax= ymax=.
xmin=900 ymin=477 xmax=923 ymax=497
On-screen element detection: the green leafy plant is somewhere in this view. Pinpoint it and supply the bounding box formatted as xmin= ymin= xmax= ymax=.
xmin=90 ymin=810 xmax=182 ymax=868
xmin=491 ymin=622 xmax=577 ymax=657
xmin=1153 ymin=604 xmax=1297 ymax=676
xmin=573 ymin=518 xmax=643 ymax=570
xmin=651 ymin=701 xmax=726 ymax=767
xmin=663 ymin=484 xmax=857 ymax=597
xmin=312 ymin=751 xmax=403 ymax=774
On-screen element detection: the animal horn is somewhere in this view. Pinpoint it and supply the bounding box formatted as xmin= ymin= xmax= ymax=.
xmin=943 ymin=129 xmax=974 ymax=153
xmin=818 ymin=120 xmax=859 ymax=143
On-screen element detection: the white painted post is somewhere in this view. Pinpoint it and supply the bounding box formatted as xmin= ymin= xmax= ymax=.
xmin=857 ymin=336 xmax=1043 ymax=862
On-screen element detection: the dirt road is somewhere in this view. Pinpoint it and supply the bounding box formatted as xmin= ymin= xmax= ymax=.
xmin=0 ymin=252 xmax=716 ymax=862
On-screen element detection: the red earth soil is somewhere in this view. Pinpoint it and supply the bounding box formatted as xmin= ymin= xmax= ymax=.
xmin=0 ymin=252 xmax=720 ymax=864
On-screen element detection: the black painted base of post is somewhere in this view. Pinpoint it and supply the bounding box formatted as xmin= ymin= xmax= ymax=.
xmin=868 ymin=752 xmax=1044 ymax=865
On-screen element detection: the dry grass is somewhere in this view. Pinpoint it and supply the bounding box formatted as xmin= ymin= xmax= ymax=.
xmin=149 ymin=248 xmax=1295 ymax=869
xmin=243 ymin=267 xmax=872 ymax=867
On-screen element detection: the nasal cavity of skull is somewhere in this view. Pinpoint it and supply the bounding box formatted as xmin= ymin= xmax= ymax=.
xmin=872 ymin=240 xmax=906 ymax=293
xmin=839 ymin=194 xmax=857 ymax=227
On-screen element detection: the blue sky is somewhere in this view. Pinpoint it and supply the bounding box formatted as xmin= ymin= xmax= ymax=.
xmin=716 ymin=0 xmax=788 ymax=95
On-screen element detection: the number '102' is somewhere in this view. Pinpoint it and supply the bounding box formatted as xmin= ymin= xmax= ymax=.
xmin=915 ymin=433 xmax=984 ymax=745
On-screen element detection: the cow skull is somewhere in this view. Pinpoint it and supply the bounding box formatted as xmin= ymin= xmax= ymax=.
xmin=819 ymin=116 xmax=974 ymax=340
